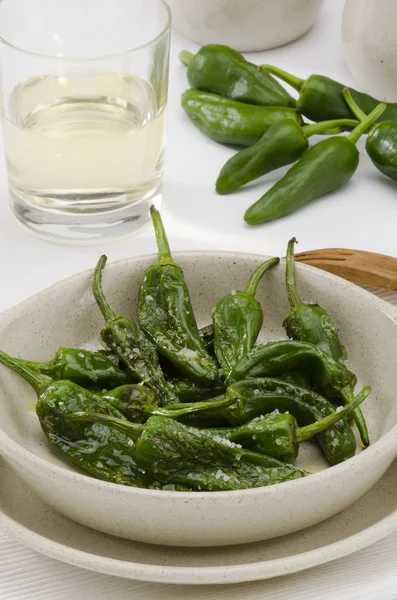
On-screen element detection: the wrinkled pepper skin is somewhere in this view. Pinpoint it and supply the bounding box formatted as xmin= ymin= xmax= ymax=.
xmin=215 ymin=117 xmax=359 ymax=195
xmin=213 ymin=257 xmax=279 ymax=377
xmin=11 ymin=348 xmax=133 ymax=390
xmin=138 ymin=207 xmax=219 ymax=386
xmin=69 ymin=413 xmax=306 ymax=491
xmin=208 ymin=389 xmax=367 ymax=463
xmin=179 ymin=45 xmax=296 ymax=108
xmin=181 ymin=89 xmax=302 ymax=147
xmin=92 ymin=256 xmax=178 ymax=406
xmin=283 ymin=238 xmax=368 ymax=446
xmin=259 ymin=65 xmax=397 ymax=124
xmin=366 ymin=122 xmax=397 ymax=182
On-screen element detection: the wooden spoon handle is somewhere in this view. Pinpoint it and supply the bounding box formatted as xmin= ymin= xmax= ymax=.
xmin=295 ymin=248 xmax=397 ymax=291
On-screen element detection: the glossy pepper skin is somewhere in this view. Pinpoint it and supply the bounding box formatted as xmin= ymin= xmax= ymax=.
xmin=92 ymin=256 xmax=178 ymax=406
xmin=179 ymin=45 xmax=296 ymax=108
xmin=0 ymin=349 xmax=149 ymax=487
xmin=3 ymin=348 xmax=133 ymax=390
xmin=259 ymin=64 xmax=397 ymax=124
xmin=213 ymin=257 xmax=279 ymax=377
xmin=67 ymin=413 xmax=306 ymax=491
xmin=138 ymin=207 xmax=219 ymax=386
xmin=181 ymin=89 xmax=302 ymax=147
xmin=208 ymin=389 xmax=368 ymax=463
xmin=283 ymin=238 xmax=368 ymax=446
xmin=244 ymin=102 xmax=386 ymax=225
xmin=216 ymin=118 xmax=359 ymax=195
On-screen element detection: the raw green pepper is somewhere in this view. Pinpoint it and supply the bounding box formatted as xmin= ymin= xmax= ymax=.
xmin=343 ymin=88 xmax=397 ymax=183
xmin=181 ymin=89 xmax=302 ymax=146
xmin=213 ymin=257 xmax=279 ymax=377
xmin=170 ymin=378 xmax=225 ymax=402
xmin=138 ymin=207 xmax=219 ymax=386
xmin=244 ymin=102 xmax=386 ymax=225
xmin=259 ymin=64 xmax=397 ymax=124
xmin=0 ymin=347 xmax=133 ymax=390
xmin=208 ymin=388 xmax=368 ymax=463
xmin=179 ymin=45 xmax=296 ymax=108
xmin=283 ymin=238 xmax=368 ymax=446
xmin=216 ymin=117 xmax=359 ymax=195
xmin=67 ymin=413 xmax=307 ymax=491
xmin=92 ymin=256 xmax=178 ymax=406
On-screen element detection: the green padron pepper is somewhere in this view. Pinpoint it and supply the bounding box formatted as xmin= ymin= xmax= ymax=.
xmin=138 ymin=207 xmax=219 ymax=386
xmin=244 ymin=102 xmax=386 ymax=225
xmin=67 ymin=413 xmax=307 ymax=491
xmin=92 ymin=255 xmax=178 ymax=406
xmin=216 ymin=117 xmax=359 ymax=195
xmin=213 ymin=257 xmax=279 ymax=378
xmin=179 ymin=45 xmax=296 ymax=108
xmin=259 ymin=64 xmax=397 ymax=124
xmin=181 ymin=89 xmax=302 ymax=146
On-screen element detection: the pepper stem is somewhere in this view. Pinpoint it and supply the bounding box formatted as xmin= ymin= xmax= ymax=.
xmin=179 ymin=50 xmax=195 ymax=67
xmin=245 ymin=257 xmax=280 ymax=297
xmin=347 ymin=102 xmax=386 ymax=145
xmin=0 ymin=349 xmax=50 ymax=396
xmin=343 ymin=88 xmax=367 ymax=122
xmin=297 ymin=385 xmax=370 ymax=442
xmin=66 ymin=412 xmax=145 ymax=441
xmin=302 ymin=119 xmax=359 ymax=138
xmin=257 ymin=65 xmax=304 ymax=92
xmin=150 ymin=206 xmax=174 ymax=265
xmin=341 ymin=386 xmax=370 ymax=447
xmin=155 ymin=396 xmax=236 ymax=419
xmin=286 ymin=238 xmax=303 ymax=309
xmin=92 ymin=255 xmax=117 ymax=323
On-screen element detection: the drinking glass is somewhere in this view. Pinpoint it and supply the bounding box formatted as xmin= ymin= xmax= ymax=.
xmin=0 ymin=0 xmax=171 ymax=243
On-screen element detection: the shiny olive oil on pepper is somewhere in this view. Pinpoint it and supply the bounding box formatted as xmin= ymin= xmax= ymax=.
xmin=216 ymin=117 xmax=359 ymax=195
xmin=207 ymin=388 xmax=368 ymax=463
xmin=181 ymin=89 xmax=302 ymax=146
xmin=283 ymin=237 xmax=369 ymax=446
xmin=66 ymin=412 xmax=306 ymax=491
xmin=1 ymin=347 xmax=133 ymax=390
xmin=92 ymin=255 xmax=178 ymax=406
xmin=179 ymin=45 xmax=296 ymax=108
xmin=138 ymin=207 xmax=219 ymax=386
xmin=259 ymin=63 xmax=397 ymax=124
xmin=244 ymin=102 xmax=386 ymax=225
xmin=343 ymin=87 xmax=397 ymax=183
xmin=213 ymin=257 xmax=279 ymax=377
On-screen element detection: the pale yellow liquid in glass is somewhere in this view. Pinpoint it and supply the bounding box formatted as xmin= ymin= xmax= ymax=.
xmin=1 ymin=73 xmax=166 ymax=208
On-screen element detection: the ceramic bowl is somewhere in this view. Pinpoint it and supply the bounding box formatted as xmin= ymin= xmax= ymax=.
xmin=167 ymin=0 xmax=324 ymax=52
xmin=0 ymin=251 xmax=397 ymax=548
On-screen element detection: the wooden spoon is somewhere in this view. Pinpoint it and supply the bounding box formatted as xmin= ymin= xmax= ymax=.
xmin=295 ymin=248 xmax=397 ymax=291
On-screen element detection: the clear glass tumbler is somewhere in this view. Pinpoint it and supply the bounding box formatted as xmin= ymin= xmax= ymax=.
xmin=0 ymin=0 xmax=171 ymax=243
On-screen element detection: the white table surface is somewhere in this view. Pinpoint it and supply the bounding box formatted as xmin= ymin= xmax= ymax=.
xmin=2 ymin=0 xmax=397 ymax=598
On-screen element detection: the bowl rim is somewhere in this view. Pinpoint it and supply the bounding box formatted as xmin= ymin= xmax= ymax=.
xmin=1 ymin=249 xmax=397 ymax=500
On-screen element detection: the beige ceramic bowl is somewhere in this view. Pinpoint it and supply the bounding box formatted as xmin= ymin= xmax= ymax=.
xmin=0 ymin=251 xmax=397 ymax=547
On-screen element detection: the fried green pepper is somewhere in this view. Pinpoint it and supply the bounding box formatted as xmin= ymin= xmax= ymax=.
xmin=181 ymin=89 xmax=302 ymax=146
xmin=208 ymin=388 xmax=368 ymax=463
xmin=67 ymin=413 xmax=307 ymax=491
xmin=244 ymin=102 xmax=386 ymax=225
xmin=213 ymin=257 xmax=279 ymax=378
xmin=179 ymin=45 xmax=296 ymax=108
xmin=138 ymin=207 xmax=219 ymax=386
xmin=283 ymin=238 xmax=368 ymax=446
xmin=92 ymin=255 xmax=178 ymax=406
xmin=216 ymin=117 xmax=359 ymax=195
xmin=259 ymin=64 xmax=397 ymax=124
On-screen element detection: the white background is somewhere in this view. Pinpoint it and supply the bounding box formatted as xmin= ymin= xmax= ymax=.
xmin=2 ymin=0 xmax=397 ymax=598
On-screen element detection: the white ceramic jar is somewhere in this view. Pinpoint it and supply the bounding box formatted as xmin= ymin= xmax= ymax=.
xmin=167 ymin=0 xmax=324 ymax=52
xmin=343 ymin=0 xmax=397 ymax=102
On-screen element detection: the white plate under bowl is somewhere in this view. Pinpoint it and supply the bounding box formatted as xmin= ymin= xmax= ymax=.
xmin=1 ymin=455 xmax=397 ymax=585
xmin=1 ymin=252 xmax=397 ymax=547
